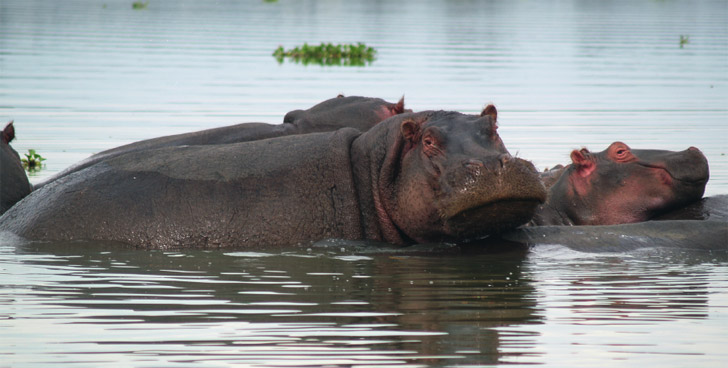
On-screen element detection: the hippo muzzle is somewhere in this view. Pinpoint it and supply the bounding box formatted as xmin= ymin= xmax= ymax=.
xmin=438 ymin=155 xmax=547 ymax=239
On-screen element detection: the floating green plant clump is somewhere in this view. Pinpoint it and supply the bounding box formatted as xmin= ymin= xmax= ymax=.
xmin=679 ymin=35 xmax=689 ymax=48
xmin=21 ymin=149 xmax=46 ymax=172
xmin=132 ymin=1 xmax=149 ymax=9
xmin=273 ymin=42 xmax=376 ymax=66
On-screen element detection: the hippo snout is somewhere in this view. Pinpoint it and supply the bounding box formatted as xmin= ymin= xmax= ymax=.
xmin=670 ymin=147 xmax=709 ymax=184
xmin=463 ymin=153 xmax=515 ymax=177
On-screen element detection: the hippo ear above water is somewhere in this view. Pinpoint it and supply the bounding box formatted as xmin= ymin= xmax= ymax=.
xmin=480 ymin=104 xmax=497 ymax=123
xmin=393 ymin=96 xmax=406 ymax=115
xmin=570 ymin=148 xmax=596 ymax=178
xmin=400 ymin=119 xmax=421 ymax=144
xmin=2 ymin=120 xmax=15 ymax=144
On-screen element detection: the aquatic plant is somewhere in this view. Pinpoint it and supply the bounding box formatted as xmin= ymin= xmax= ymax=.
xmin=21 ymin=149 xmax=46 ymax=172
xmin=273 ymin=42 xmax=376 ymax=66
xmin=132 ymin=1 xmax=149 ymax=9
xmin=679 ymin=35 xmax=689 ymax=48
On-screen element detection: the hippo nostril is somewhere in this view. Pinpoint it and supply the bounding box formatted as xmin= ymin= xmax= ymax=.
xmin=465 ymin=159 xmax=485 ymax=168
xmin=464 ymin=159 xmax=485 ymax=176
xmin=498 ymin=153 xmax=512 ymax=168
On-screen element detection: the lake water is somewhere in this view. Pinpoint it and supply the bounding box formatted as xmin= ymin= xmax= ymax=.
xmin=1 ymin=0 xmax=727 ymax=366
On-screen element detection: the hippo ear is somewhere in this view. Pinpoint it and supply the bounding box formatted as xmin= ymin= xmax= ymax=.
xmin=2 ymin=120 xmax=14 ymax=144
xmin=392 ymin=96 xmax=406 ymax=114
xmin=570 ymin=149 xmax=596 ymax=178
xmin=480 ymin=104 xmax=497 ymax=123
xmin=337 ymin=94 xmax=345 ymax=98
xmin=400 ymin=119 xmax=421 ymax=144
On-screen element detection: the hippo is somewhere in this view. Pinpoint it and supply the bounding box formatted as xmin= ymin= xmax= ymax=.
xmin=1 ymin=121 xmax=32 ymax=215
xmin=531 ymin=142 xmax=709 ymax=226
xmin=653 ymin=194 xmax=728 ymax=222
xmin=501 ymin=219 xmax=726 ymax=252
xmin=35 ymin=95 xmax=408 ymax=189
xmin=0 ymin=106 xmax=547 ymax=248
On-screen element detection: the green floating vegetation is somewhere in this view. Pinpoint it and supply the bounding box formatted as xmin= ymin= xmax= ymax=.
xmin=679 ymin=35 xmax=689 ymax=48
xmin=273 ymin=42 xmax=376 ymax=66
xmin=21 ymin=149 xmax=46 ymax=172
xmin=132 ymin=1 xmax=149 ymax=9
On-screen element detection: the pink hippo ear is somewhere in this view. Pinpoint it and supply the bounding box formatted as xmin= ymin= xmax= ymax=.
xmin=2 ymin=120 xmax=15 ymax=144
xmin=570 ymin=148 xmax=596 ymax=178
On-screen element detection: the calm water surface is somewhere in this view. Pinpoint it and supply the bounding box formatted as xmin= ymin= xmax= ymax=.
xmin=1 ymin=0 xmax=727 ymax=366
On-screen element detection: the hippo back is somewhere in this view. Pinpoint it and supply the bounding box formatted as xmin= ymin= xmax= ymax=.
xmin=0 ymin=128 xmax=363 ymax=248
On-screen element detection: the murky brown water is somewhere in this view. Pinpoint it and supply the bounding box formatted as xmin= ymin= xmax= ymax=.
xmin=1 ymin=0 xmax=727 ymax=366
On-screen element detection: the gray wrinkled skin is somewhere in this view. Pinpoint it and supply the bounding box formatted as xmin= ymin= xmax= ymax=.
xmin=499 ymin=195 xmax=727 ymax=252
xmin=0 ymin=109 xmax=546 ymax=248
xmin=35 ymin=95 xmax=406 ymax=189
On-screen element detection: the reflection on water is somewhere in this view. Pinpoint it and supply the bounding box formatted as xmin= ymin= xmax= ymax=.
xmin=1 ymin=242 xmax=727 ymax=367
xmin=1 ymin=0 xmax=728 ymax=366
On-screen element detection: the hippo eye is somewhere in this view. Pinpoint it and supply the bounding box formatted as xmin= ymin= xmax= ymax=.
xmin=424 ymin=137 xmax=434 ymax=146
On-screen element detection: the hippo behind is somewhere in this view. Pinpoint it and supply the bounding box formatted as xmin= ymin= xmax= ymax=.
xmin=35 ymin=95 xmax=408 ymax=189
xmin=532 ymin=142 xmax=709 ymax=225
xmin=1 ymin=121 xmax=32 ymax=215
xmin=0 ymin=106 xmax=547 ymax=248
xmin=283 ymin=94 xmax=408 ymax=133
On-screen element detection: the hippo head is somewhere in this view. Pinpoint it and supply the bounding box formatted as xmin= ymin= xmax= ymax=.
xmin=283 ymin=95 xmax=408 ymax=133
xmin=548 ymin=141 xmax=709 ymax=225
xmin=1 ymin=121 xmax=33 ymax=214
xmin=354 ymin=105 xmax=547 ymax=244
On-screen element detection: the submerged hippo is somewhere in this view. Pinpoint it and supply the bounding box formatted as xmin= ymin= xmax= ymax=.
xmin=0 ymin=106 xmax=547 ymax=248
xmin=653 ymin=194 xmax=728 ymax=222
xmin=35 ymin=95 xmax=407 ymax=189
xmin=1 ymin=121 xmax=32 ymax=215
xmin=531 ymin=142 xmax=709 ymax=225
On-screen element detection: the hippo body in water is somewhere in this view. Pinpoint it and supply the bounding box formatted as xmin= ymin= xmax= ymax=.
xmin=0 ymin=107 xmax=547 ymax=248
xmin=501 ymin=196 xmax=727 ymax=252
xmin=35 ymin=95 xmax=407 ymax=189
xmin=498 ymin=143 xmax=718 ymax=252
xmin=531 ymin=142 xmax=709 ymax=226
xmin=1 ymin=122 xmax=32 ymax=215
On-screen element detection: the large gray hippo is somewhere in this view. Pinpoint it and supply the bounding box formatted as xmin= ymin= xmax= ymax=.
xmin=531 ymin=142 xmax=709 ymax=225
xmin=0 ymin=106 xmax=548 ymax=248
xmin=35 ymin=95 xmax=407 ymax=189
xmin=0 ymin=121 xmax=32 ymax=215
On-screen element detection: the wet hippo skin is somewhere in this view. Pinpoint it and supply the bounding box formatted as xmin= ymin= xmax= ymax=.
xmin=0 ymin=121 xmax=32 ymax=215
xmin=35 ymin=95 xmax=408 ymax=189
xmin=531 ymin=142 xmax=709 ymax=226
xmin=0 ymin=106 xmax=547 ymax=248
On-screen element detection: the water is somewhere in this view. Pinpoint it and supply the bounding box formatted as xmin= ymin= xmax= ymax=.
xmin=1 ymin=0 xmax=727 ymax=366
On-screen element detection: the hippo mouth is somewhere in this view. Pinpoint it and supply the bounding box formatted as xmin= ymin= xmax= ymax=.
xmin=642 ymin=163 xmax=708 ymax=187
xmin=443 ymin=196 xmax=545 ymax=240
xmin=435 ymin=156 xmax=547 ymax=241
